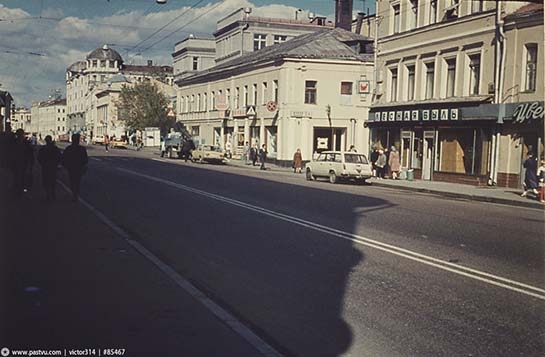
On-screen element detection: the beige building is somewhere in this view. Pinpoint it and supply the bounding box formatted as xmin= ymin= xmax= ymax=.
xmin=11 ymin=107 xmax=31 ymax=132
xmin=176 ymin=28 xmax=374 ymax=164
xmin=29 ymin=98 xmax=67 ymax=141
xmin=66 ymin=45 xmax=174 ymax=141
xmin=366 ymin=0 xmax=543 ymax=187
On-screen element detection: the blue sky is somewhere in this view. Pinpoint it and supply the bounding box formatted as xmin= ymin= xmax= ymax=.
xmin=0 ymin=0 xmax=375 ymax=107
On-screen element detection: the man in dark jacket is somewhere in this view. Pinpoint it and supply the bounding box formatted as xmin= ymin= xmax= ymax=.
xmin=38 ymin=135 xmax=61 ymax=201
xmin=259 ymin=144 xmax=267 ymax=170
xmin=62 ymin=133 xmax=88 ymax=201
xmin=11 ymin=129 xmax=34 ymax=198
xmin=521 ymin=151 xmax=538 ymax=198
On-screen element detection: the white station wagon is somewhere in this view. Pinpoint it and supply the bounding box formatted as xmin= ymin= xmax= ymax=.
xmin=305 ymin=151 xmax=373 ymax=184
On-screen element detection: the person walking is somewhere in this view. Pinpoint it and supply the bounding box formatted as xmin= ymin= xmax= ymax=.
xmin=225 ymin=140 xmax=232 ymax=159
xmin=370 ymin=146 xmax=379 ymax=178
xmin=388 ymin=146 xmax=401 ymax=180
xmin=10 ymin=129 xmax=34 ymax=197
xmin=37 ymin=135 xmax=61 ymax=201
xmin=62 ymin=133 xmax=88 ymax=201
xmin=537 ymin=159 xmax=545 ymax=203
xmin=103 ymin=134 xmax=109 ymax=152
xmin=250 ymin=144 xmax=258 ymax=166
xmin=259 ymin=144 xmax=267 ymax=170
xmin=293 ymin=148 xmax=303 ymax=173
xmin=521 ymin=151 xmax=539 ymax=198
xmin=375 ymin=149 xmax=387 ymax=179
xmin=243 ymin=141 xmax=250 ymax=164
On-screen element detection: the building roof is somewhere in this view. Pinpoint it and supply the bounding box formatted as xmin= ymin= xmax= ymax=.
xmin=179 ymin=28 xmax=373 ymax=85
xmin=122 ymin=64 xmax=173 ymax=74
xmin=505 ymin=3 xmax=543 ymax=20
xmin=87 ymin=44 xmax=123 ymax=63
xmin=67 ymin=61 xmax=87 ymax=73
xmin=39 ymin=98 xmax=67 ymax=107
xmin=107 ymin=74 xmax=132 ymax=84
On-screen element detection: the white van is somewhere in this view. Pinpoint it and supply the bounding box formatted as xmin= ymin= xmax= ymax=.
xmin=304 ymin=151 xmax=373 ymax=184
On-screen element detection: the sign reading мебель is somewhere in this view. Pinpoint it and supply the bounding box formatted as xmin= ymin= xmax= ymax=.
xmin=372 ymin=108 xmax=459 ymax=122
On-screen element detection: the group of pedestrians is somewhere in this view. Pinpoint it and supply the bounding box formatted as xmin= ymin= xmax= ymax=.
xmin=243 ymin=142 xmax=268 ymax=170
xmin=370 ymin=146 xmax=400 ymax=179
xmin=521 ymin=151 xmax=545 ymax=202
xmin=0 ymin=128 xmax=88 ymax=202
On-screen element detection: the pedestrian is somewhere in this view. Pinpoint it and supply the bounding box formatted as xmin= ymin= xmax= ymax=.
xmin=259 ymin=144 xmax=267 ymax=170
xmin=383 ymin=147 xmax=390 ymax=178
xmin=243 ymin=141 xmax=250 ymax=164
xmin=388 ymin=146 xmax=400 ymax=180
xmin=349 ymin=145 xmax=357 ymax=152
xmin=521 ymin=151 xmax=539 ymax=198
xmin=225 ymin=140 xmax=232 ymax=159
xmin=375 ymin=149 xmax=387 ymax=179
xmin=37 ymin=135 xmax=61 ymax=201
xmin=10 ymin=129 xmax=34 ymax=197
xmin=131 ymin=134 xmax=136 ymax=147
xmin=104 ymin=134 xmax=109 ymax=152
xmin=250 ymin=144 xmax=258 ymax=166
xmin=370 ymin=146 xmax=379 ymax=178
xmin=62 ymin=133 xmax=88 ymax=201
xmin=537 ymin=159 xmax=545 ymax=203
xmin=293 ymin=148 xmax=303 ymax=173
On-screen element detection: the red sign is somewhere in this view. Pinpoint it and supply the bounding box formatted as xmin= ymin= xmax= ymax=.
xmin=266 ymin=101 xmax=277 ymax=112
xmin=358 ymin=80 xmax=370 ymax=94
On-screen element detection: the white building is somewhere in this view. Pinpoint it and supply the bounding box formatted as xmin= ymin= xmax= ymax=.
xmin=29 ymin=98 xmax=67 ymax=140
xmin=66 ymin=45 xmax=174 ymax=140
xmin=11 ymin=107 xmax=31 ymax=132
xmin=176 ymin=28 xmax=374 ymax=165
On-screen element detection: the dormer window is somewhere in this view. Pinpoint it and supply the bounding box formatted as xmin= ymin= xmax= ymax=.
xmin=444 ymin=0 xmax=459 ymax=20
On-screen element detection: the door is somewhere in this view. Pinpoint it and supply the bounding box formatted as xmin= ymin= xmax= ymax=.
xmin=422 ymin=130 xmax=435 ymax=180
xmin=401 ymin=130 xmax=412 ymax=168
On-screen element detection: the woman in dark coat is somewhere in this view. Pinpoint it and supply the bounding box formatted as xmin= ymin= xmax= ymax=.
xmin=521 ymin=151 xmax=538 ymax=197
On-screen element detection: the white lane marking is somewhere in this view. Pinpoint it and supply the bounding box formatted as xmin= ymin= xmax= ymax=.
xmin=118 ymin=167 xmax=545 ymax=301
xmin=57 ymin=180 xmax=282 ymax=357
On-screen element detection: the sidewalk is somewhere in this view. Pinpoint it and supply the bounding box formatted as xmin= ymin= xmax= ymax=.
xmin=0 ymin=167 xmax=277 ymax=356
xmin=225 ymin=158 xmax=544 ymax=210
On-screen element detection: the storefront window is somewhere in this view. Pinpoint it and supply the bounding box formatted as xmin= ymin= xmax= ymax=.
xmin=267 ymin=127 xmax=277 ymax=158
xmin=438 ymin=128 xmax=490 ymax=175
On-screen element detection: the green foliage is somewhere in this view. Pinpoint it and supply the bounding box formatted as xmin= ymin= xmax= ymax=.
xmin=116 ymin=81 xmax=174 ymax=134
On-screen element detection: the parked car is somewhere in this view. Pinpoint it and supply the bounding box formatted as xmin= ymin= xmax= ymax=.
xmin=191 ymin=145 xmax=227 ymax=164
xmin=110 ymin=137 xmax=127 ymax=148
xmin=304 ymin=151 xmax=373 ymax=184
xmin=91 ymin=135 xmax=104 ymax=145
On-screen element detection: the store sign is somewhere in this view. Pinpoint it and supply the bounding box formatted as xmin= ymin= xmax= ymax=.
xmin=512 ymin=101 xmax=544 ymax=124
xmin=291 ymin=111 xmax=312 ymax=118
xmin=372 ymin=108 xmax=459 ymax=122
xmin=232 ymin=108 xmax=247 ymax=118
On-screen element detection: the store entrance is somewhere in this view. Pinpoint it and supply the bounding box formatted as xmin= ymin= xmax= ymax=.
xmin=422 ymin=130 xmax=436 ymax=180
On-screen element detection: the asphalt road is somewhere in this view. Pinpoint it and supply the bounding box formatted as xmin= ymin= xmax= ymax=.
xmin=75 ymin=146 xmax=545 ymax=356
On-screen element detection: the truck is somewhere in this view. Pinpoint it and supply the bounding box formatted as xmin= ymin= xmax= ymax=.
xmin=160 ymin=123 xmax=194 ymax=159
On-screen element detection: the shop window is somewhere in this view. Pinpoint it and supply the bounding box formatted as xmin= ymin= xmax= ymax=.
xmin=253 ymin=34 xmax=267 ymax=51
xmin=524 ymin=43 xmax=537 ymax=92
xmin=438 ymin=128 xmax=490 ymax=175
xmin=305 ymin=80 xmax=317 ymax=104
xmin=469 ymin=54 xmax=480 ymax=95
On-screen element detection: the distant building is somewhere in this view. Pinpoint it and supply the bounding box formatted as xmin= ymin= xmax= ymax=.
xmin=11 ymin=107 xmax=31 ymax=132
xmin=365 ymin=0 xmax=543 ymax=188
xmin=66 ymin=45 xmax=174 ymax=140
xmin=0 ymin=90 xmax=13 ymax=132
xmin=29 ymin=98 xmax=67 ymax=140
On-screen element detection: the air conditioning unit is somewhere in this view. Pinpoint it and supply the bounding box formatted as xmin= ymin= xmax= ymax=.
xmin=488 ymin=82 xmax=495 ymax=94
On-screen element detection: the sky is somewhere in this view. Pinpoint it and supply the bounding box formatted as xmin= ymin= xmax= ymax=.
xmin=0 ymin=0 xmax=376 ymax=108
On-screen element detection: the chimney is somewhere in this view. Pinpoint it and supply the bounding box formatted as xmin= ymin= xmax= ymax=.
xmin=355 ymin=12 xmax=365 ymax=34
xmin=335 ymin=0 xmax=353 ymax=31
xmin=147 ymin=60 xmax=153 ymax=67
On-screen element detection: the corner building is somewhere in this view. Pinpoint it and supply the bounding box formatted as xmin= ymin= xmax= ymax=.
xmin=368 ymin=0 xmax=543 ymax=187
xmin=176 ymin=28 xmax=374 ymax=165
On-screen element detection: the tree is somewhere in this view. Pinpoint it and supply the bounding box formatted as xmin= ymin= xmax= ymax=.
xmin=116 ymin=80 xmax=174 ymax=135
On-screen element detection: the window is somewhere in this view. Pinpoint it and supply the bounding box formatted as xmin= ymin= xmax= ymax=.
xmin=261 ymin=82 xmax=268 ymax=104
xmin=407 ymin=65 xmax=415 ymax=100
xmin=469 ymin=54 xmax=480 ymax=95
xmin=410 ymin=0 xmax=418 ymax=29
xmin=92 ymin=60 xmax=97 ymax=67
xmin=425 ymin=62 xmax=435 ymax=99
xmin=100 ymin=60 xmax=106 ymax=67
xmin=192 ymin=56 xmax=199 ymax=71
xmin=203 ymin=92 xmax=207 ymax=111
xmin=109 ymin=61 xmax=115 ymax=68
xmin=252 ymin=84 xmax=257 ymax=106
xmin=340 ymin=82 xmax=353 ymax=95
xmin=235 ymin=87 xmax=240 ymax=108
xmin=390 ymin=68 xmax=398 ymax=101
xmin=226 ymin=89 xmax=231 ymax=108
xmin=393 ymin=4 xmax=400 ymax=33
xmin=273 ymin=80 xmax=279 ymax=102
xmin=525 ymin=44 xmax=537 ymax=92
xmin=253 ymin=34 xmax=267 ymax=51
xmin=244 ymin=85 xmax=248 ymax=107
xmin=191 ymin=126 xmax=200 ymax=136
xmin=430 ymin=0 xmax=437 ymax=24
xmin=304 ymin=80 xmax=317 ymax=104
xmin=446 ymin=58 xmax=456 ymax=97
xmin=273 ymin=35 xmax=287 ymax=44
xmin=211 ymin=91 xmax=215 ymax=110
xmin=471 ymin=0 xmax=483 ymax=14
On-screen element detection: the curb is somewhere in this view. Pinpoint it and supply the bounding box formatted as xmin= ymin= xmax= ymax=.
xmin=370 ymin=181 xmax=544 ymax=209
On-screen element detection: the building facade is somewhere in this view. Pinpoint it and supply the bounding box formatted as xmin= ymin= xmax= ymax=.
xmin=29 ymin=98 xmax=67 ymax=140
xmin=366 ymin=0 xmax=543 ymax=187
xmin=66 ymin=45 xmax=174 ymax=141
xmin=176 ymin=28 xmax=374 ymax=164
